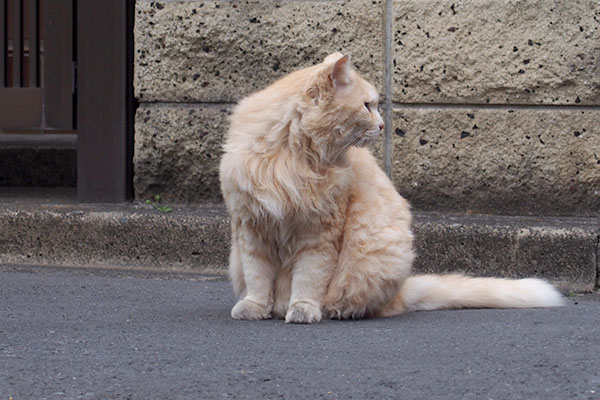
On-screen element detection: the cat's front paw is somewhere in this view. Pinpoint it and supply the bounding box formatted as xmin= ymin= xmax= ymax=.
xmin=285 ymin=301 xmax=322 ymax=324
xmin=231 ymin=298 xmax=271 ymax=320
xmin=272 ymin=299 xmax=288 ymax=319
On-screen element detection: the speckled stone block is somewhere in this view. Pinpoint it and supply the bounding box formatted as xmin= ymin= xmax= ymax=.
xmin=391 ymin=107 xmax=600 ymax=216
xmin=135 ymin=0 xmax=384 ymax=103
xmin=134 ymin=104 xmax=230 ymax=203
xmin=393 ymin=0 xmax=600 ymax=105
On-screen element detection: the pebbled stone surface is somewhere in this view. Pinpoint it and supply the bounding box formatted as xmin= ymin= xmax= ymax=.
xmin=393 ymin=0 xmax=600 ymax=105
xmin=391 ymin=107 xmax=600 ymax=216
xmin=134 ymin=104 xmax=230 ymax=203
xmin=135 ymin=0 xmax=384 ymax=103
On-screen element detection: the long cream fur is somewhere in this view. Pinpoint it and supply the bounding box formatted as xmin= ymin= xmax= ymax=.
xmin=219 ymin=53 xmax=563 ymax=324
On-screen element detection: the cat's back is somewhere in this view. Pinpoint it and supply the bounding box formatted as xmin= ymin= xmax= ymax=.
xmin=222 ymin=63 xmax=322 ymax=175
xmin=347 ymin=147 xmax=412 ymax=223
xmin=229 ymin=64 xmax=321 ymax=130
xmin=220 ymin=63 xmax=326 ymax=218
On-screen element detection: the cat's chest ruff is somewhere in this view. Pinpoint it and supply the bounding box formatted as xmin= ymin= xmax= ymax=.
xmin=249 ymin=159 xmax=353 ymax=222
xmin=258 ymin=212 xmax=343 ymax=267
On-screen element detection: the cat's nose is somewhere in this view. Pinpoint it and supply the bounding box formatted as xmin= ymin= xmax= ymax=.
xmin=378 ymin=123 xmax=385 ymax=131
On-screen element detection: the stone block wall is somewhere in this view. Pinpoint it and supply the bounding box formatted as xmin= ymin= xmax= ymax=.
xmin=134 ymin=0 xmax=600 ymax=216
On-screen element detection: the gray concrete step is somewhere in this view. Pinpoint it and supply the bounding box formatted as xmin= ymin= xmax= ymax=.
xmin=0 ymin=190 xmax=597 ymax=291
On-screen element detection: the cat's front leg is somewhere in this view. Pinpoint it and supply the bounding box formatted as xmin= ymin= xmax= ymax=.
xmin=230 ymin=222 xmax=276 ymax=320
xmin=272 ymin=267 xmax=292 ymax=319
xmin=286 ymin=246 xmax=337 ymax=324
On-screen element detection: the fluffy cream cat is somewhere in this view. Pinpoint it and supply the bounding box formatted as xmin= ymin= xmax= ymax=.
xmin=219 ymin=53 xmax=563 ymax=323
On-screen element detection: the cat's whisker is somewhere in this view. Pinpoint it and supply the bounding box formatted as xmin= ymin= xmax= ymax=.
xmin=331 ymin=132 xmax=362 ymax=162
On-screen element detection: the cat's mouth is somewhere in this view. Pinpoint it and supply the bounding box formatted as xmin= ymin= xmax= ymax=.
xmin=352 ymin=130 xmax=380 ymax=148
xmin=362 ymin=129 xmax=381 ymax=142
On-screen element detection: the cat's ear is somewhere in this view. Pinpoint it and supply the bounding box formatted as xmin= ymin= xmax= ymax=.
xmin=323 ymin=52 xmax=344 ymax=64
xmin=331 ymin=55 xmax=352 ymax=88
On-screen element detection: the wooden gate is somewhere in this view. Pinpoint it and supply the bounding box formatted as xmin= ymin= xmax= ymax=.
xmin=0 ymin=0 xmax=134 ymax=202
xmin=0 ymin=0 xmax=74 ymax=131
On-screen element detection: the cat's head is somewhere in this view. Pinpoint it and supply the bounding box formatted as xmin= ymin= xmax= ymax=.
xmin=300 ymin=53 xmax=384 ymax=162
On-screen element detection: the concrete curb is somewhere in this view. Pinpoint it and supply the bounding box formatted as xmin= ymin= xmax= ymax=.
xmin=413 ymin=212 xmax=599 ymax=291
xmin=0 ymin=200 xmax=597 ymax=291
xmin=0 ymin=202 xmax=230 ymax=274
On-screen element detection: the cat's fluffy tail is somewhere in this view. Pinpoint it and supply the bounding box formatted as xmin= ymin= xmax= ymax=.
xmin=387 ymin=274 xmax=564 ymax=315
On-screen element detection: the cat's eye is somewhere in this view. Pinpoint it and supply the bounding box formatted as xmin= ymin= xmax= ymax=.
xmin=364 ymin=103 xmax=371 ymax=112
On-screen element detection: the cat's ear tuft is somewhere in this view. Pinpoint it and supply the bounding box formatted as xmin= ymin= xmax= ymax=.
xmin=324 ymin=52 xmax=344 ymax=64
xmin=331 ymin=55 xmax=352 ymax=88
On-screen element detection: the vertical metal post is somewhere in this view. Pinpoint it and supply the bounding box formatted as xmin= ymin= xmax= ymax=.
xmin=0 ymin=0 xmax=5 ymax=86
xmin=77 ymin=0 xmax=134 ymax=202
xmin=383 ymin=0 xmax=394 ymax=179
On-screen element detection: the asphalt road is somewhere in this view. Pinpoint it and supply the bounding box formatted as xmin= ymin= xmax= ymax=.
xmin=1 ymin=266 xmax=599 ymax=400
